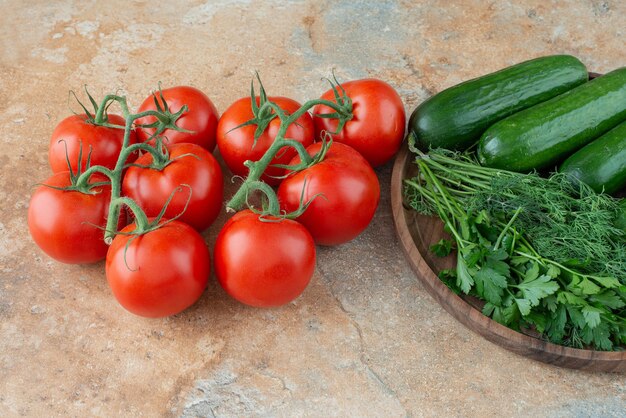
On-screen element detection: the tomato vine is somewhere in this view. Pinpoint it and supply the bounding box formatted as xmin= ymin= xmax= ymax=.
xmin=68 ymin=92 xmax=190 ymax=242
xmin=224 ymin=74 xmax=354 ymax=216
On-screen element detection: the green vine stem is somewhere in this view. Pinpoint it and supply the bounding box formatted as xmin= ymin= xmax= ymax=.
xmin=71 ymin=92 xmax=188 ymax=244
xmin=225 ymin=86 xmax=352 ymax=213
xmin=110 ymin=196 xmax=152 ymax=232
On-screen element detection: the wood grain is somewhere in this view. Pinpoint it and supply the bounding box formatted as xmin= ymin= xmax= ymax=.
xmin=391 ymin=142 xmax=626 ymax=372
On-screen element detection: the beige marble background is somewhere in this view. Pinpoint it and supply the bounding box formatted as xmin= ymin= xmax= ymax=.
xmin=1 ymin=1 xmax=625 ymax=416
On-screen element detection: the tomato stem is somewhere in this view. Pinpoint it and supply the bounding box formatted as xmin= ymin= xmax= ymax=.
xmin=106 ymin=197 xmax=151 ymax=243
xmin=74 ymin=165 xmax=114 ymax=188
xmin=93 ymin=95 xmax=130 ymax=124
xmin=103 ymin=116 xmax=137 ymax=241
xmin=244 ymin=181 xmax=281 ymax=214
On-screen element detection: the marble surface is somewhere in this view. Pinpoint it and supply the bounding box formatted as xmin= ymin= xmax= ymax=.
xmin=1 ymin=1 xmax=625 ymax=417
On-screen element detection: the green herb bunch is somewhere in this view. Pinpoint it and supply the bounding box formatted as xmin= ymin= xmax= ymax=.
xmin=404 ymin=143 xmax=626 ymax=350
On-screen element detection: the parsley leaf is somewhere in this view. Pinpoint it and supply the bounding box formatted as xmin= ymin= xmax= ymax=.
xmin=566 ymin=305 xmax=587 ymax=329
xmin=568 ymin=275 xmax=601 ymax=295
xmin=438 ymin=269 xmax=461 ymax=295
xmin=515 ymin=272 xmax=559 ymax=307
xmin=515 ymin=298 xmax=532 ymax=316
xmin=474 ymin=267 xmax=508 ymax=305
xmin=546 ymin=304 xmax=567 ymax=342
xmin=456 ymin=256 xmax=474 ymax=294
xmin=582 ymin=305 xmax=603 ymax=329
xmin=592 ymin=323 xmax=613 ymax=351
xmin=590 ymin=275 xmax=620 ymax=289
xmin=430 ymin=238 xmax=454 ymax=257
xmin=590 ymin=291 xmax=626 ymax=309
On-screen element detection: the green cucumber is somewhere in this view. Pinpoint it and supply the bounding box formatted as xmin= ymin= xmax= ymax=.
xmin=478 ymin=67 xmax=626 ymax=172
xmin=560 ymin=121 xmax=626 ymax=194
xmin=409 ymin=55 xmax=588 ymax=150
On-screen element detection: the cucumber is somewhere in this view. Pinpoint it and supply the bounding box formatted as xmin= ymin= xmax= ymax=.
xmin=560 ymin=121 xmax=626 ymax=194
xmin=409 ymin=55 xmax=588 ymax=150
xmin=478 ymin=67 xmax=626 ymax=172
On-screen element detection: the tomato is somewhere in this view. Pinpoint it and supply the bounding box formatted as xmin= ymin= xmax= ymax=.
xmin=214 ymin=210 xmax=315 ymax=307
xmin=48 ymin=114 xmax=137 ymax=173
xmin=312 ymin=79 xmax=406 ymax=167
xmin=277 ymin=142 xmax=380 ymax=246
xmin=106 ymin=219 xmax=210 ymax=318
xmin=28 ymin=172 xmax=122 ymax=264
xmin=135 ymin=86 xmax=219 ymax=151
xmin=122 ymin=143 xmax=224 ymax=231
xmin=216 ymin=96 xmax=314 ymax=186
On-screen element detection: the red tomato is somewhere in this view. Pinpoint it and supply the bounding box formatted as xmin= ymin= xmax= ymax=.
xmin=216 ymin=96 xmax=314 ymax=186
xmin=135 ymin=86 xmax=219 ymax=151
xmin=106 ymin=220 xmax=210 ymax=318
xmin=277 ymin=142 xmax=380 ymax=246
xmin=122 ymin=143 xmax=224 ymax=231
xmin=49 ymin=114 xmax=137 ymax=173
xmin=214 ymin=210 xmax=315 ymax=307
xmin=312 ymin=79 xmax=406 ymax=167
xmin=28 ymin=172 xmax=122 ymax=264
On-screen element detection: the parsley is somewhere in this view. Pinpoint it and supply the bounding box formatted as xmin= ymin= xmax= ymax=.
xmin=430 ymin=238 xmax=454 ymax=257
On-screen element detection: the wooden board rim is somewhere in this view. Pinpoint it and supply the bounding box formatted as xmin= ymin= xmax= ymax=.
xmin=391 ymin=141 xmax=626 ymax=372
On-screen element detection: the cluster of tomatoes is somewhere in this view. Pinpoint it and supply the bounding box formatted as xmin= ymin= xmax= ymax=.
xmin=28 ymin=77 xmax=406 ymax=318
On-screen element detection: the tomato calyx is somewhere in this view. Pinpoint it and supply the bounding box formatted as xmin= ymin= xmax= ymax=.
xmin=44 ymin=140 xmax=110 ymax=194
xmin=269 ymin=133 xmax=333 ymax=177
xmin=69 ymin=86 xmax=126 ymax=130
xmin=242 ymin=178 xmax=321 ymax=222
xmin=106 ymin=185 xmax=191 ymax=245
xmin=123 ymin=137 xmax=200 ymax=172
xmin=135 ymin=83 xmax=193 ymax=143
xmin=312 ymin=72 xmax=354 ymax=134
xmin=228 ymin=72 xmax=281 ymax=148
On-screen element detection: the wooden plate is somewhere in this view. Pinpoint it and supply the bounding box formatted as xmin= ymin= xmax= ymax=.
xmin=391 ymin=142 xmax=626 ymax=372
